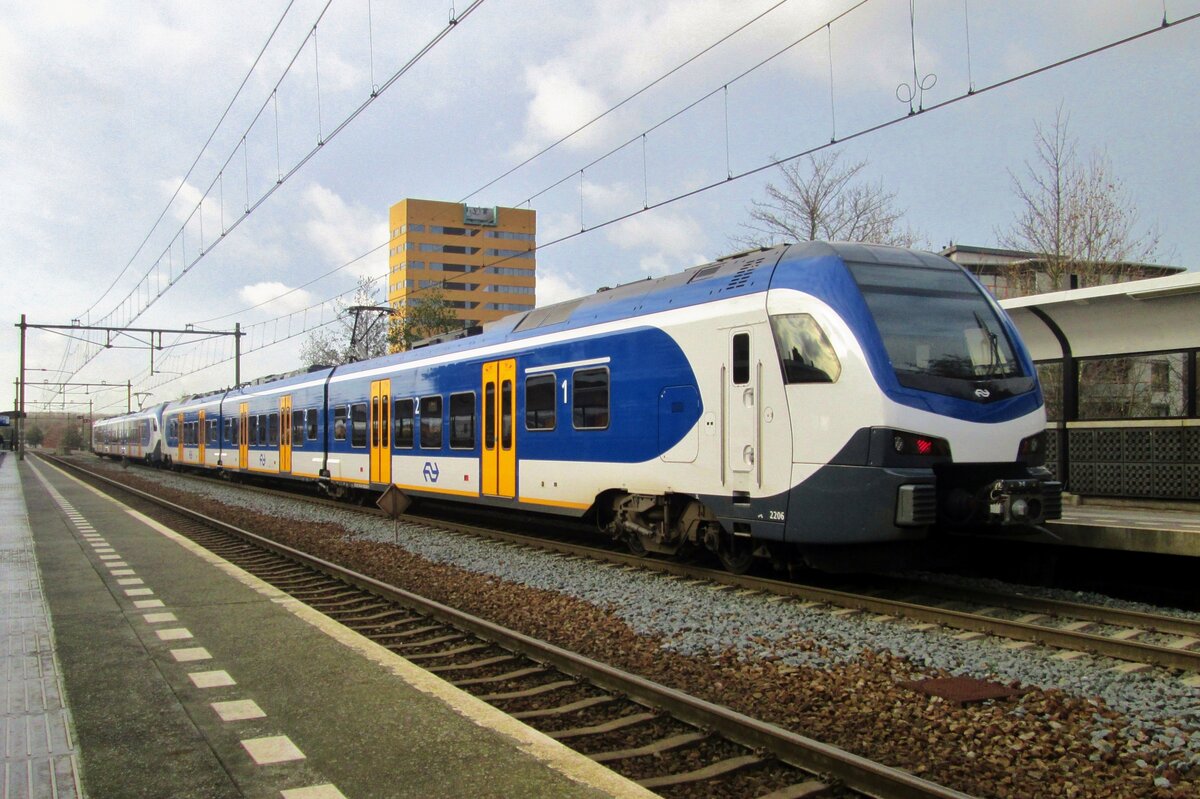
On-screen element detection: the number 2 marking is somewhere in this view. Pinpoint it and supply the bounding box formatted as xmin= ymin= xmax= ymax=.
xmin=769 ymin=510 xmax=785 ymax=521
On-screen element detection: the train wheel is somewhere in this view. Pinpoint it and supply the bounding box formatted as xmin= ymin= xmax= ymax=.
xmin=625 ymin=533 xmax=648 ymax=557
xmin=717 ymin=537 xmax=755 ymax=574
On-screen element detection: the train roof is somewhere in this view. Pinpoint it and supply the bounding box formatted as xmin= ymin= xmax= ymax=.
xmin=338 ymin=240 xmax=939 ymax=375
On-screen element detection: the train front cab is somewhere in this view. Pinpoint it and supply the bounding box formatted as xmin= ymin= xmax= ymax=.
xmin=766 ymin=243 xmax=1062 ymax=559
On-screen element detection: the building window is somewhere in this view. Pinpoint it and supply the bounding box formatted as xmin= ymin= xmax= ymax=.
xmin=572 ymin=368 xmax=609 ymax=430
xmin=484 ymin=285 xmax=534 ymax=294
xmin=449 ymin=392 xmax=475 ymax=449
xmin=394 ymin=399 xmax=415 ymax=448
xmin=525 ymin=374 xmax=555 ymax=431
xmin=420 ymin=396 xmax=443 ymax=448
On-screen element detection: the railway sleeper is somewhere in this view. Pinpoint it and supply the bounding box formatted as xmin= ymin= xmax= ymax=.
xmin=637 ymin=753 xmax=765 ymax=789
xmin=402 ymin=643 xmax=490 ymax=660
xmin=550 ymin=711 xmax=661 ymax=742
xmin=588 ymin=730 xmax=709 ymax=762
xmin=477 ymin=679 xmax=577 ymax=702
xmin=451 ymin=666 xmax=547 ymax=687
xmin=511 ymin=695 xmax=615 ymax=720
xmin=427 ymin=654 xmax=516 ymax=673
xmin=389 ymin=633 xmax=467 ymax=650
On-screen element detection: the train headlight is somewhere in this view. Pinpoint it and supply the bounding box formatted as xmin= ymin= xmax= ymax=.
xmin=1017 ymin=431 xmax=1047 ymax=466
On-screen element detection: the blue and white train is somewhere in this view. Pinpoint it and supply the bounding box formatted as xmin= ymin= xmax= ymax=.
xmin=93 ymin=242 xmax=1061 ymax=571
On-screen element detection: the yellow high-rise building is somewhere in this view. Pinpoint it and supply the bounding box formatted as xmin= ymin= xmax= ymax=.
xmin=387 ymin=199 xmax=536 ymax=346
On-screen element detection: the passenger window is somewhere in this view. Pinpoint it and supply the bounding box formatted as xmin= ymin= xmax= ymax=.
xmin=292 ymin=410 xmax=305 ymax=446
xmin=450 ymin=392 xmax=475 ymax=449
xmin=484 ymin=384 xmax=496 ymax=449
xmin=525 ymin=374 xmax=555 ymax=431
xmin=572 ymin=368 xmax=609 ymax=430
xmin=306 ymin=408 xmax=318 ymax=440
xmin=223 ymin=418 xmax=233 ymax=444
xmin=333 ymin=406 xmax=348 ymax=441
xmin=350 ymin=403 xmax=368 ymax=447
xmin=420 ymin=396 xmax=443 ymax=449
xmin=394 ymin=399 xmax=415 ymax=448
xmin=769 ymin=314 xmax=842 ymax=384
xmin=268 ymin=413 xmax=279 ymax=446
xmin=248 ymin=416 xmax=258 ymax=446
xmin=501 ymin=380 xmax=513 ymax=449
xmin=732 ymin=332 xmax=750 ymax=385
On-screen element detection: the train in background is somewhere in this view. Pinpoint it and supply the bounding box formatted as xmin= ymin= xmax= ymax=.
xmin=93 ymin=241 xmax=1062 ymax=571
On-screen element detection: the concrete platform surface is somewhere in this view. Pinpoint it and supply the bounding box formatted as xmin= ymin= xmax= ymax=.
xmin=18 ymin=455 xmax=655 ymax=799
xmin=1050 ymin=504 xmax=1200 ymax=557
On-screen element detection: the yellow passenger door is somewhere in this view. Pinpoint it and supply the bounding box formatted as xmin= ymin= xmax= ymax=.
xmin=238 ymin=403 xmax=249 ymax=470
xmin=279 ymin=395 xmax=292 ymax=473
xmin=370 ymin=379 xmax=391 ymax=486
xmin=481 ymin=360 xmax=516 ymax=499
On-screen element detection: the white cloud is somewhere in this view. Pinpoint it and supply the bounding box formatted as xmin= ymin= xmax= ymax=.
xmin=535 ymin=269 xmax=589 ymax=307
xmin=516 ymin=65 xmax=611 ymax=156
xmin=237 ymin=281 xmax=313 ymax=315
xmin=300 ymin=184 xmax=388 ymax=280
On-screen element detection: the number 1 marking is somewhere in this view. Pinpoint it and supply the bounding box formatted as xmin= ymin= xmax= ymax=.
xmin=561 ymin=379 xmax=568 ymax=404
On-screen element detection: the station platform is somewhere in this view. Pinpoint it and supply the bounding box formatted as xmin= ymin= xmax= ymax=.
xmin=1047 ymin=500 xmax=1200 ymax=557
xmin=6 ymin=454 xmax=654 ymax=799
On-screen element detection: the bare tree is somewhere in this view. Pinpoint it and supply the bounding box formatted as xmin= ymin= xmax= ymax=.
xmin=390 ymin=286 xmax=458 ymax=352
xmin=734 ymin=151 xmax=918 ymax=249
xmin=1000 ymin=106 xmax=1160 ymax=292
xmin=299 ymin=276 xmax=392 ymax=367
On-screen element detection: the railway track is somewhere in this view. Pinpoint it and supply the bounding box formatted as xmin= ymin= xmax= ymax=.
xmin=50 ymin=454 xmax=974 ymax=799
xmin=83 ymin=455 xmax=1200 ymax=676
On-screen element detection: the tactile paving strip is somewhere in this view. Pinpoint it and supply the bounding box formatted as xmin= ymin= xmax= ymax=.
xmin=0 ymin=457 xmax=82 ymax=799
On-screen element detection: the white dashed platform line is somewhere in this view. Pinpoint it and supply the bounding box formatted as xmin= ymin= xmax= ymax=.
xmin=143 ymin=612 xmax=177 ymax=624
xmin=242 ymin=735 xmax=306 ymax=765
xmin=107 ymin=561 xmax=130 ymax=568
xmin=211 ymin=699 xmax=266 ymax=722
xmin=112 ymin=569 xmax=136 ymax=576
xmin=281 ymin=785 xmax=348 ymax=799
xmin=117 ymin=578 xmax=144 ymax=586
xmin=133 ymin=599 xmax=163 ymax=609
xmin=170 ymin=647 xmax=212 ymax=663
xmin=189 ymin=670 xmax=236 ymax=688
xmin=124 ymin=587 xmax=153 ymax=597
xmin=156 ymin=628 xmax=193 ymax=641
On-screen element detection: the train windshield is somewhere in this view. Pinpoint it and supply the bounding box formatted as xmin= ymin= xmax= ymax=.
xmin=847 ymin=261 xmax=1022 ymax=387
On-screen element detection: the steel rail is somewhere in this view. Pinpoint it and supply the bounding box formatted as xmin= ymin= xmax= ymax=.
xmin=48 ymin=454 xmax=974 ymax=799
xmin=86 ymin=454 xmax=1200 ymax=671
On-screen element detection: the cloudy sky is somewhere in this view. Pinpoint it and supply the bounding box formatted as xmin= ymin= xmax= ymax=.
xmin=3 ymin=0 xmax=1198 ymax=417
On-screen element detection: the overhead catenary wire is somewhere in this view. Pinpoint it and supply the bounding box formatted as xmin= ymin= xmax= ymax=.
xmin=79 ymin=0 xmax=299 ymax=324
xmin=75 ymin=6 xmax=1199 ymax=403
xmin=55 ymin=0 xmax=488 ymax=398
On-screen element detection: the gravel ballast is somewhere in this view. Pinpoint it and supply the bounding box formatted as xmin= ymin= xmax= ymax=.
xmin=79 ymin=459 xmax=1199 ymax=797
